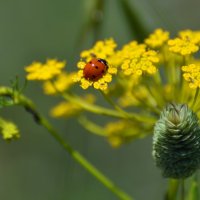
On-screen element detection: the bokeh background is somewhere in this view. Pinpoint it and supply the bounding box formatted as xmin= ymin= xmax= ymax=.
xmin=0 ymin=0 xmax=199 ymax=199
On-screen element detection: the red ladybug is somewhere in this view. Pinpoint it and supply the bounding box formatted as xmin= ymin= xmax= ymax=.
xmin=83 ymin=58 xmax=108 ymax=81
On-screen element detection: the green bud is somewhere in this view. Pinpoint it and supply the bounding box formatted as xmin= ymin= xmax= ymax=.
xmin=152 ymin=103 xmax=200 ymax=178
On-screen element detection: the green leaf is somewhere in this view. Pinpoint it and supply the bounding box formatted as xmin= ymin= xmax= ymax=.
xmin=76 ymin=0 xmax=105 ymax=46
xmin=117 ymin=0 xmax=149 ymax=42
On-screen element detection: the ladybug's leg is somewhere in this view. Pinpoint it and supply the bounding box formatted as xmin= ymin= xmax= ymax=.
xmin=90 ymin=53 xmax=97 ymax=58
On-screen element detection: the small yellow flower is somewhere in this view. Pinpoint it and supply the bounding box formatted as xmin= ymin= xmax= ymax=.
xmin=168 ymin=37 xmax=199 ymax=56
xmin=74 ymin=39 xmax=118 ymax=91
xmin=25 ymin=59 xmax=66 ymax=81
xmin=182 ymin=64 xmax=200 ymax=89
xmin=145 ymin=28 xmax=169 ymax=48
xmin=43 ymin=72 xmax=75 ymax=95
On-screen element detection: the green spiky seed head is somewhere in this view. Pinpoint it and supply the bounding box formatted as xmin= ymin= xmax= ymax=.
xmin=152 ymin=103 xmax=200 ymax=179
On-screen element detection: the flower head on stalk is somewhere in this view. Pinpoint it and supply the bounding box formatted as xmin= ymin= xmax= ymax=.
xmin=73 ymin=39 xmax=118 ymax=91
xmin=168 ymin=30 xmax=200 ymax=55
xmin=145 ymin=28 xmax=169 ymax=48
xmin=119 ymin=41 xmax=159 ymax=79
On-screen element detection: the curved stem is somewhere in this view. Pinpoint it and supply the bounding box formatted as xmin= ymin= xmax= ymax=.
xmin=0 ymin=86 xmax=133 ymax=200
xmin=78 ymin=115 xmax=107 ymax=136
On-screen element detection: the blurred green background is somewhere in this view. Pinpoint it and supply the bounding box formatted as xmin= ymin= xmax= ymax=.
xmin=0 ymin=0 xmax=199 ymax=199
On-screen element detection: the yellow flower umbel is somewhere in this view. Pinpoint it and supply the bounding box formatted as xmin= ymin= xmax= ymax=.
xmin=182 ymin=64 xmax=200 ymax=89
xmin=73 ymin=39 xmax=118 ymax=91
xmin=104 ymin=119 xmax=151 ymax=148
xmin=168 ymin=31 xmax=199 ymax=55
xmin=25 ymin=59 xmax=66 ymax=81
xmin=145 ymin=28 xmax=169 ymax=48
xmin=120 ymin=41 xmax=159 ymax=77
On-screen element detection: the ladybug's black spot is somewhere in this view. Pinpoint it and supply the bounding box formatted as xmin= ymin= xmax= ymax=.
xmin=89 ymin=61 xmax=92 ymax=64
xmin=95 ymin=66 xmax=99 ymax=69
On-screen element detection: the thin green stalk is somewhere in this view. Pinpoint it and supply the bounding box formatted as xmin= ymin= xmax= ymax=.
xmin=40 ymin=117 xmax=132 ymax=200
xmin=191 ymin=88 xmax=199 ymax=110
xmin=180 ymin=179 xmax=185 ymax=200
xmin=100 ymin=90 xmax=131 ymax=118
xmin=62 ymin=92 xmax=156 ymax=124
xmin=78 ymin=115 xmax=107 ymax=136
xmin=165 ymin=179 xmax=179 ymax=200
xmin=187 ymin=173 xmax=199 ymax=200
xmin=0 ymin=86 xmax=133 ymax=200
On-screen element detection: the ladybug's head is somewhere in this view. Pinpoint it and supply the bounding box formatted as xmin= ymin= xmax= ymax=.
xmin=98 ymin=58 xmax=108 ymax=67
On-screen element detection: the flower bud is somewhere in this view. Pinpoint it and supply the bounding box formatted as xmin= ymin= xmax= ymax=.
xmin=153 ymin=103 xmax=200 ymax=178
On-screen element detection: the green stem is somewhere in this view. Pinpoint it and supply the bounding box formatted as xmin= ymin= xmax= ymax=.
xmin=0 ymin=86 xmax=133 ymax=200
xmin=40 ymin=117 xmax=132 ymax=200
xmin=180 ymin=179 xmax=185 ymax=200
xmin=100 ymin=90 xmax=132 ymax=118
xmin=191 ymin=88 xmax=199 ymax=110
xmin=165 ymin=179 xmax=179 ymax=200
xmin=78 ymin=115 xmax=107 ymax=136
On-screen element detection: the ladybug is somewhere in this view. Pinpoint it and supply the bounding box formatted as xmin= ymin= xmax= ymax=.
xmin=83 ymin=58 xmax=108 ymax=81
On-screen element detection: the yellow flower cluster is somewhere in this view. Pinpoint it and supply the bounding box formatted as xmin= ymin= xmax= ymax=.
xmin=182 ymin=64 xmax=200 ymax=89
xmin=120 ymin=42 xmax=159 ymax=76
xmin=145 ymin=28 xmax=169 ymax=48
xmin=80 ymin=38 xmax=117 ymax=64
xmin=104 ymin=120 xmax=149 ymax=147
xmin=25 ymin=59 xmax=66 ymax=81
xmin=73 ymin=39 xmax=118 ymax=91
xmin=0 ymin=118 xmax=20 ymax=140
xmin=105 ymin=120 xmax=132 ymax=147
xmin=168 ymin=35 xmax=199 ymax=56
xmin=43 ymin=72 xmax=75 ymax=95
xmin=179 ymin=30 xmax=200 ymax=44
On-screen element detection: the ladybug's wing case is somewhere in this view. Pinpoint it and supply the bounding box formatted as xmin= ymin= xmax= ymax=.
xmin=83 ymin=58 xmax=108 ymax=81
